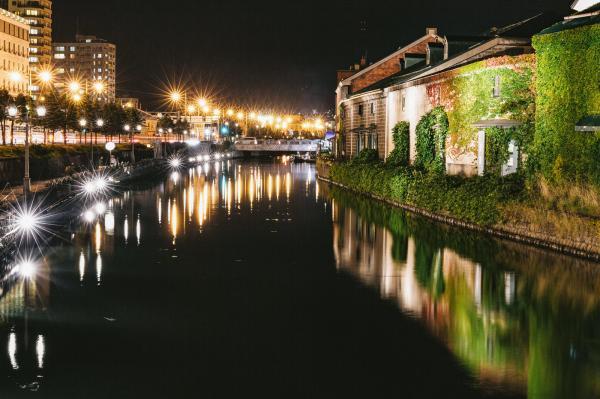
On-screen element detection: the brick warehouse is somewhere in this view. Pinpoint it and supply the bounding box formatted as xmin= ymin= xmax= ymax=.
xmin=334 ymin=16 xmax=549 ymax=174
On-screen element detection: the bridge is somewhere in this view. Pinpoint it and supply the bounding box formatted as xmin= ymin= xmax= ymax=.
xmin=233 ymin=139 xmax=319 ymax=153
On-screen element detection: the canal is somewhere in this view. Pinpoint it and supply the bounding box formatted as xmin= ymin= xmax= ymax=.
xmin=0 ymin=159 xmax=598 ymax=398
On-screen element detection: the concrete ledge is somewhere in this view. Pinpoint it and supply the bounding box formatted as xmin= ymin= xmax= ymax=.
xmin=318 ymin=175 xmax=600 ymax=262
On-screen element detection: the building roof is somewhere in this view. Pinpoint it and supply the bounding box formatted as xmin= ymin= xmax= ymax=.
xmin=338 ymin=31 xmax=441 ymax=87
xmin=349 ymin=14 xmax=552 ymax=98
xmin=538 ymin=4 xmax=599 ymax=35
xmin=575 ymin=115 xmax=600 ymax=132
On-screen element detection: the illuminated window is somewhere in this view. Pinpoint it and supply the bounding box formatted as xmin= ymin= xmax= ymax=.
xmin=54 ymin=53 xmax=65 ymax=59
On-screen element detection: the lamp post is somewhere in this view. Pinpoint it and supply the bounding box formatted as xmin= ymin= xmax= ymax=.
xmin=93 ymin=119 xmax=104 ymax=169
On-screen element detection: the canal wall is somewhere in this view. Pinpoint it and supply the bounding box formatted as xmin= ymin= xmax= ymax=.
xmin=317 ymin=160 xmax=600 ymax=262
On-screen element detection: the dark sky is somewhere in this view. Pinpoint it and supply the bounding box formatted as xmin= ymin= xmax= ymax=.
xmin=53 ymin=0 xmax=571 ymax=113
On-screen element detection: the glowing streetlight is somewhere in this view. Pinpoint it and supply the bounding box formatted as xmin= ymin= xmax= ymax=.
xmin=9 ymin=71 xmax=22 ymax=83
xmin=36 ymin=106 xmax=46 ymax=117
xmin=170 ymin=91 xmax=182 ymax=103
xmin=227 ymin=109 xmax=234 ymax=117
xmin=136 ymin=124 xmax=142 ymax=132
xmin=197 ymin=98 xmax=207 ymax=107
xmin=16 ymin=259 xmax=36 ymax=279
xmin=79 ymin=118 xmax=88 ymax=128
xmin=237 ymin=112 xmax=244 ymax=119
xmin=38 ymin=70 xmax=53 ymax=84
xmin=187 ymin=104 xmax=196 ymax=114
xmin=96 ymin=119 xmax=104 ymax=128
xmin=72 ymin=93 xmax=82 ymax=103
xmin=68 ymin=81 xmax=81 ymax=93
xmin=7 ymin=105 xmax=17 ymax=117
xmin=92 ymin=81 xmax=105 ymax=94
xmin=124 ymin=124 xmax=131 ymax=132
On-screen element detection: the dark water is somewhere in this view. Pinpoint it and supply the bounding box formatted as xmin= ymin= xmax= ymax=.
xmin=0 ymin=159 xmax=598 ymax=398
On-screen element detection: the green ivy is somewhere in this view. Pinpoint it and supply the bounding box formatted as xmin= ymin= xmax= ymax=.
xmin=485 ymin=127 xmax=515 ymax=175
xmin=387 ymin=121 xmax=410 ymax=166
xmin=532 ymin=23 xmax=600 ymax=186
xmin=330 ymin=161 xmax=525 ymax=226
xmin=415 ymin=107 xmax=448 ymax=173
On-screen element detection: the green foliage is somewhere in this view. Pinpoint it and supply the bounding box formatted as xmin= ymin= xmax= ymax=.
xmin=415 ymin=107 xmax=448 ymax=173
xmin=532 ymin=24 xmax=600 ymax=186
xmin=387 ymin=121 xmax=410 ymax=166
xmin=443 ymin=57 xmax=535 ymax=151
xmin=352 ymin=148 xmax=379 ymax=164
xmin=485 ymin=127 xmax=515 ymax=175
xmin=330 ymin=160 xmax=525 ymax=225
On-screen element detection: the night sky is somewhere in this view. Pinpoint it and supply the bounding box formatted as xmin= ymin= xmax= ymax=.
xmin=53 ymin=0 xmax=571 ymax=113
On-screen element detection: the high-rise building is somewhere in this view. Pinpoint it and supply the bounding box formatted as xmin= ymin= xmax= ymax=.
xmin=0 ymin=8 xmax=29 ymax=96
xmin=2 ymin=0 xmax=52 ymax=70
xmin=53 ymin=35 xmax=116 ymax=102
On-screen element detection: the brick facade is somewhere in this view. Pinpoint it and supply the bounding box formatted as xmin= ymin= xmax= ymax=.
xmin=341 ymin=92 xmax=387 ymax=159
xmin=351 ymin=41 xmax=434 ymax=93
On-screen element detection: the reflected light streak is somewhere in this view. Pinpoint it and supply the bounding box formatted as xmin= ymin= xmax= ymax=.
xmin=105 ymin=211 xmax=115 ymax=235
xmin=95 ymin=222 xmax=102 ymax=253
xmin=79 ymin=251 xmax=85 ymax=282
xmin=36 ymin=335 xmax=45 ymax=369
xmin=267 ymin=174 xmax=273 ymax=201
xmin=157 ymin=197 xmax=162 ymax=224
xmin=8 ymin=332 xmax=18 ymax=369
xmin=171 ymin=202 xmax=178 ymax=244
xmin=96 ymin=254 xmax=103 ymax=285
xmin=124 ymin=216 xmax=129 ymax=243
xmin=136 ymin=217 xmax=141 ymax=246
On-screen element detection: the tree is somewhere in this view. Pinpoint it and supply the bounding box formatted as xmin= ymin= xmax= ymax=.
xmin=44 ymin=92 xmax=78 ymax=144
xmin=0 ymin=90 xmax=12 ymax=145
xmin=173 ymin=118 xmax=190 ymax=141
xmin=158 ymin=114 xmax=174 ymax=139
xmin=124 ymin=107 xmax=144 ymax=163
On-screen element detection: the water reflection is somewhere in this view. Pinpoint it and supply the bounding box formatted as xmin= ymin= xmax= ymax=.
xmin=331 ymin=187 xmax=600 ymax=399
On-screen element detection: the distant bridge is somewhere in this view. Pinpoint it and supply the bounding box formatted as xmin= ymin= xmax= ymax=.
xmin=233 ymin=139 xmax=319 ymax=153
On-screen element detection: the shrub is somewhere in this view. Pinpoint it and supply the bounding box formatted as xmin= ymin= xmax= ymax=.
xmin=330 ymin=159 xmax=526 ymax=226
xmin=415 ymin=107 xmax=448 ymax=173
xmin=353 ymin=148 xmax=379 ymax=164
xmin=387 ymin=121 xmax=410 ymax=166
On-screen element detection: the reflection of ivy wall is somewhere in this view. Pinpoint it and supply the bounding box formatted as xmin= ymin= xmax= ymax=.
xmin=532 ymin=24 xmax=600 ymax=186
xmin=426 ymin=55 xmax=536 ymax=162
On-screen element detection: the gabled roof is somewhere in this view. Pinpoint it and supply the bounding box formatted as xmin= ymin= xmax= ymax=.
xmin=575 ymin=115 xmax=600 ymax=132
xmin=338 ymin=32 xmax=440 ymax=87
xmin=538 ymin=6 xmax=599 ymax=35
xmin=349 ymin=14 xmax=552 ymax=98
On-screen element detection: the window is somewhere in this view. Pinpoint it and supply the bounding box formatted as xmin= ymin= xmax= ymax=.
xmin=70 ymin=46 xmax=76 ymax=51
xmin=492 ymin=75 xmax=501 ymax=97
xmin=370 ymin=103 xmax=375 ymax=115
xmin=30 ymin=29 xmax=39 ymax=35
xmin=401 ymin=94 xmax=406 ymax=111
xmin=54 ymin=53 xmax=65 ymax=59
xmin=358 ymin=104 xmax=364 ymax=117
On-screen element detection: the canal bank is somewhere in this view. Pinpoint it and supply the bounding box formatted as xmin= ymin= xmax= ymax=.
xmin=317 ymin=159 xmax=600 ymax=261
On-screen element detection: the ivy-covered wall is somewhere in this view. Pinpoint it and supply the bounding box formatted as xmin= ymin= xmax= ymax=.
xmin=426 ymin=54 xmax=536 ymax=168
xmin=532 ymin=23 xmax=600 ymax=186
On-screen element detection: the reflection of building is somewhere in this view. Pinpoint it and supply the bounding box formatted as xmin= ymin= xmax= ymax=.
xmin=332 ymin=201 xmax=526 ymax=392
xmin=53 ymin=35 xmax=116 ymax=102
xmin=0 ymin=9 xmax=29 ymax=95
